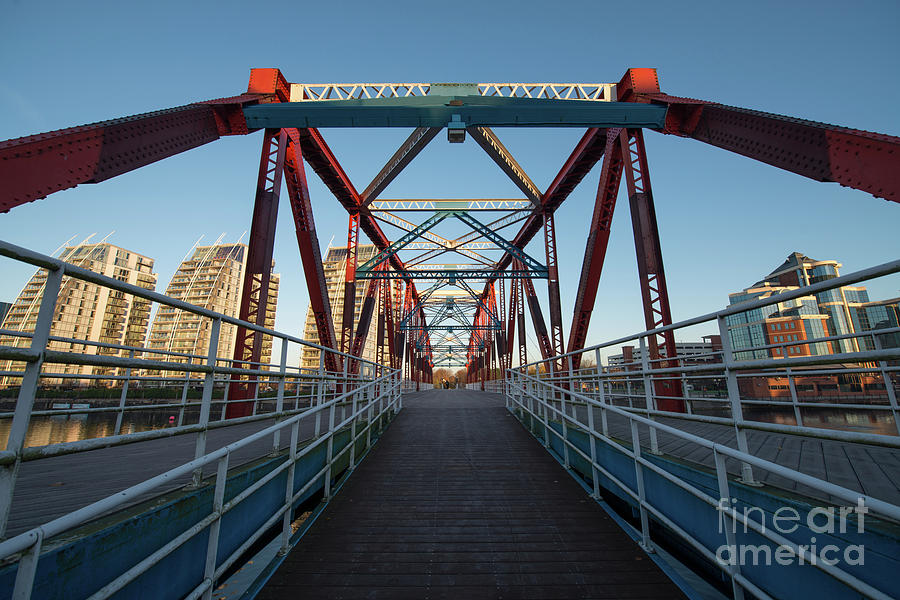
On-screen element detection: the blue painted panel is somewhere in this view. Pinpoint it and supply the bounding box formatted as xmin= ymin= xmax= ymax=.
xmin=513 ymin=409 xmax=900 ymax=599
xmin=0 ymin=414 xmax=394 ymax=600
xmin=243 ymin=97 xmax=667 ymax=129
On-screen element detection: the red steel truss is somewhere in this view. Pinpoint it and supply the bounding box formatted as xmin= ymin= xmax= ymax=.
xmin=2 ymin=66 xmax=897 ymax=401
xmin=227 ymin=129 xmax=287 ymax=417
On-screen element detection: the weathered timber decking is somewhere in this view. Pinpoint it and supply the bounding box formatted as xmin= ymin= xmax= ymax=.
xmin=12 ymin=388 xmax=900 ymax=544
xmin=257 ymin=390 xmax=687 ymax=600
xmin=8 ymin=415 xmax=310 ymax=537
xmin=562 ymin=403 xmax=900 ymax=505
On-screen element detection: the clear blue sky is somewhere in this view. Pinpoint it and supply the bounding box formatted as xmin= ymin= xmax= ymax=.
xmin=1 ymin=0 xmax=898 ymax=361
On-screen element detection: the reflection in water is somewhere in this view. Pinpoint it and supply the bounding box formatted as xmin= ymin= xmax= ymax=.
xmin=0 ymin=402 xmax=896 ymax=450
xmin=744 ymin=406 xmax=898 ymax=436
xmin=0 ymin=408 xmax=198 ymax=449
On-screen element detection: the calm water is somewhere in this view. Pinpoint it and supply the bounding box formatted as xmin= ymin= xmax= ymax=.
xmin=0 ymin=400 xmax=896 ymax=450
xmin=0 ymin=409 xmax=188 ymax=449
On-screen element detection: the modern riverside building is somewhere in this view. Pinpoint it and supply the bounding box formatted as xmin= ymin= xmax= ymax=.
xmin=0 ymin=241 xmax=157 ymax=387
xmin=725 ymin=252 xmax=873 ymax=360
xmin=607 ymin=336 xmax=722 ymax=370
xmin=146 ymin=242 xmax=279 ymax=371
xmin=299 ymin=244 xmax=390 ymax=371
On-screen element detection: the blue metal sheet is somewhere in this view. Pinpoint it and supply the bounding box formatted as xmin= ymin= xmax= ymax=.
xmin=243 ymin=96 xmax=667 ymax=129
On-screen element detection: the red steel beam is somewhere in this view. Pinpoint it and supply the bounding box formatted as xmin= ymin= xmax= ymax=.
xmin=291 ymin=127 xmax=431 ymax=345
xmin=520 ymin=263 xmax=554 ymax=362
xmin=543 ymin=213 xmax=565 ymax=368
xmin=567 ymin=128 xmax=625 ymax=367
xmin=228 ymin=128 xmax=287 ymax=417
xmin=505 ymin=273 xmax=518 ymax=369
xmin=0 ymin=94 xmax=265 ymax=213
xmin=516 ymin=276 xmax=528 ymax=368
xmin=349 ymin=275 xmax=380 ymax=370
xmin=617 ymin=67 xmax=900 ymax=203
xmin=0 ymin=67 xmax=293 ymax=212
xmin=466 ymin=128 xmax=609 ymax=359
xmin=341 ymin=213 xmax=360 ymax=355
xmin=283 ymin=128 xmax=340 ymax=374
xmin=620 ymin=128 xmax=683 ymax=413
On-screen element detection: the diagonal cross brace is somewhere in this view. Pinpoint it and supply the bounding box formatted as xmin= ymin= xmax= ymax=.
xmin=373 ymin=211 xmax=490 ymax=264
xmin=454 ymin=212 xmax=547 ymax=274
xmin=361 ymin=127 xmax=441 ymax=206
xmin=358 ymin=211 xmax=451 ymax=273
xmin=467 ymin=126 xmax=542 ymax=207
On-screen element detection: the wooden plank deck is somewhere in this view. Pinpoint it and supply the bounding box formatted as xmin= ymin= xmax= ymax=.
xmin=568 ymin=405 xmax=900 ymax=505
xmin=11 ymin=388 xmax=900 ymax=544
xmin=257 ymin=390 xmax=686 ymax=600
xmin=7 ymin=416 xmax=316 ymax=537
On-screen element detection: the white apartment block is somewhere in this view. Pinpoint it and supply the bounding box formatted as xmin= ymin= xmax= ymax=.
xmin=0 ymin=242 xmax=157 ymax=386
xmin=146 ymin=243 xmax=279 ymax=370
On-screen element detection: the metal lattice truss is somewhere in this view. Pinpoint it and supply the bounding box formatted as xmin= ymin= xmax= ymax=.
xmin=3 ymin=66 xmax=897 ymax=388
xmin=290 ymin=82 xmax=617 ymax=103
xmin=369 ymin=199 xmax=531 ymax=211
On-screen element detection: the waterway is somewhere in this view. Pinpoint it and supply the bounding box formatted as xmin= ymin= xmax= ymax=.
xmin=0 ymin=397 xmax=896 ymax=449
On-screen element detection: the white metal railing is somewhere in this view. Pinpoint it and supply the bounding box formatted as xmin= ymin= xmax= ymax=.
xmin=505 ymin=258 xmax=900 ymax=599
xmin=0 ymin=239 xmax=403 ymax=599
xmin=1 ymin=369 xmax=400 ymax=600
xmin=505 ymin=369 xmax=898 ymax=600
xmin=519 ymin=259 xmax=900 ymax=459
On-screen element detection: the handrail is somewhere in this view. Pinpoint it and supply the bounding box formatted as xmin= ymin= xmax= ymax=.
xmin=506 ymin=368 xmax=899 ymax=600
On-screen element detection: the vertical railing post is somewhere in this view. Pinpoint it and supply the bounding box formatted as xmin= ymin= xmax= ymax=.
xmin=178 ymin=371 xmax=190 ymax=426
xmin=349 ymin=376 xmax=359 ymax=470
xmin=272 ymin=338 xmax=289 ymax=454
xmin=541 ymin=379 xmax=551 ymax=448
xmin=190 ymin=317 xmax=221 ymax=488
xmin=280 ymin=420 xmax=301 ymax=555
xmin=786 ymin=367 xmax=803 ymax=427
xmin=0 ymin=266 xmax=63 ymax=539
xmin=714 ymin=448 xmax=746 ymax=600
xmin=873 ymin=333 xmax=900 ymax=436
xmin=315 ymin=352 xmax=325 ymax=438
xmin=11 ymin=529 xmax=43 ymax=599
xmin=586 ymin=400 xmax=600 ymax=499
xmin=251 ymin=369 xmax=260 ymax=416
xmin=366 ymin=366 xmax=374 ymax=448
xmin=716 ymin=315 xmax=757 ymax=485
xmin=629 ymin=420 xmax=653 ymax=552
xmin=218 ymin=374 xmax=229 ymax=421
xmin=201 ymin=452 xmax=229 ymax=600
xmin=324 ymin=397 xmax=337 ymax=500
xmin=594 ymin=348 xmax=609 ymax=437
xmin=114 ymin=349 xmax=135 ymax=436
xmin=639 ymin=336 xmax=660 ymax=454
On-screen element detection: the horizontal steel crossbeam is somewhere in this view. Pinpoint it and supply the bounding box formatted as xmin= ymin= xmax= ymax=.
xmin=357 ymin=269 xmax=545 ymax=280
xmin=369 ymin=199 xmax=531 ymax=211
xmin=243 ymin=97 xmax=668 ymax=129
xmin=289 ymin=82 xmax=617 ymax=102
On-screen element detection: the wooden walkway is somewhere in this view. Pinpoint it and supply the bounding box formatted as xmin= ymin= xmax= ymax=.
xmin=257 ymin=390 xmax=686 ymax=600
xmin=566 ymin=404 xmax=900 ymax=505
xmin=8 ymin=416 xmax=306 ymax=537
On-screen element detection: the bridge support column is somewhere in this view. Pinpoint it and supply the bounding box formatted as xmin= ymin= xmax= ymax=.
xmin=341 ymin=213 xmax=360 ymax=356
xmin=543 ymin=213 xmax=566 ymax=372
xmin=567 ymin=128 xmax=625 ymax=369
xmin=228 ymin=128 xmax=287 ymax=418
xmin=620 ymin=129 xmax=683 ymax=413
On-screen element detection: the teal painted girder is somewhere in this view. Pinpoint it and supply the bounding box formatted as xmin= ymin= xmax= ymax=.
xmin=454 ymin=212 xmax=545 ymax=272
xmin=243 ymin=96 xmax=667 ymax=129
xmin=358 ymin=211 xmax=450 ymax=273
